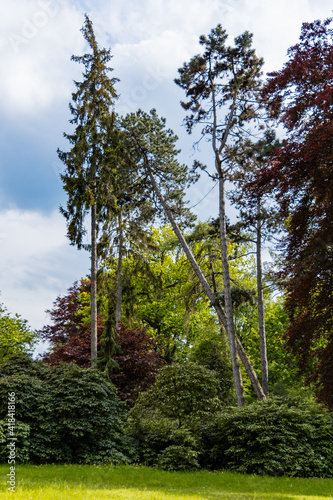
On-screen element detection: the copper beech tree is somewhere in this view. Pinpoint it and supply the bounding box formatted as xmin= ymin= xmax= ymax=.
xmin=40 ymin=280 xmax=103 ymax=368
xmin=259 ymin=18 xmax=333 ymax=409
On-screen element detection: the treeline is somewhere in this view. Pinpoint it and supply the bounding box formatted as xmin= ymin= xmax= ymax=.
xmin=1 ymin=14 xmax=333 ymax=475
xmin=53 ymin=14 xmax=332 ymax=408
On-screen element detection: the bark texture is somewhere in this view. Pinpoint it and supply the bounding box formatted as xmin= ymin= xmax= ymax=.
xmin=90 ymin=202 xmax=98 ymax=365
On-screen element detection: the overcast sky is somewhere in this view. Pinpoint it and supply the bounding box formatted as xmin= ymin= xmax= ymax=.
xmin=1 ymin=0 xmax=332 ymax=340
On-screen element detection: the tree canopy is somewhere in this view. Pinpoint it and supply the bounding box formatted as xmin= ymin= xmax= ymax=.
xmin=260 ymin=18 xmax=333 ymax=409
xmin=0 ymin=301 xmax=38 ymax=363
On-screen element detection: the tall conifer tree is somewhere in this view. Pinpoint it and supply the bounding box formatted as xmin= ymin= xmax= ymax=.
xmin=58 ymin=15 xmax=118 ymax=365
xmin=175 ymin=25 xmax=264 ymax=405
xmin=228 ymin=130 xmax=282 ymax=395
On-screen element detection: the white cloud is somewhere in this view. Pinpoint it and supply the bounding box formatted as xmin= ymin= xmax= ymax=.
xmin=0 ymin=209 xmax=89 ymax=330
xmin=0 ymin=0 xmax=84 ymax=116
xmin=90 ymin=0 xmax=224 ymax=44
xmin=1 ymin=0 xmax=332 ymax=120
xmin=1 ymin=0 xmax=333 ymax=342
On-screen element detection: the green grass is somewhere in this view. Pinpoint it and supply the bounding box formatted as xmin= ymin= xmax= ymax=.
xmin=0 ymin=464 xmax=332 ymax=499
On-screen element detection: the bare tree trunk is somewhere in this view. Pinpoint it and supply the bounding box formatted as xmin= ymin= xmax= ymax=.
xmin=90 ymin=202 xmax=98 ymax=366
xmin=235 ymin=336 xmax=265 ymax=400
xmin=256 ymin=199 xmax=269 ymax=395
xmin=208 ymin=253 xmax=264 ymax=400
xmin=209 ymin=255 xmax=227 ymax=341
xmin=115 ymin=214 xmax=123 ymax=327
xmin=218 ymin=176 xmax=245 ymax=406
xmin=146 ymin=163 xmax=266 ymax=402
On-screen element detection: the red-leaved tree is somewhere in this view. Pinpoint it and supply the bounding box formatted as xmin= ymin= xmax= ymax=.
xmin=40 ymin=279 xmax=104 ymax=367
xmin=40 ymin=280 xmax=165 ymax=403
xmin=112 ymin=324 xmax=166 ymax=405
xmin=259 ymin=18 xmax=333 ymax=409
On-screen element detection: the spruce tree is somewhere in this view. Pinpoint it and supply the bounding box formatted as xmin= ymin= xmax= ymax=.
xmin=58 ymin=15 xmax=119 ymax=365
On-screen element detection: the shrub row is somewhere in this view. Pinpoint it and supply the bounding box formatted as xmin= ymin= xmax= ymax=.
xmin=127 ymin=397 xmax=333 ymax=477
xmin=1 ymin=355 xmax=332 ymax=477
xmin=200 ymin=397 xmax=333 ymax=477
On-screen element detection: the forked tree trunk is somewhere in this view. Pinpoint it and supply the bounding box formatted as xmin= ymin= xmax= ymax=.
xmin=90 ymin=201 xmax=98 ymax=366
xmin=256 ymin=199 xmax=269 ymax=395
xmin=146 ymin=162 xmax=266 ymax=403
xmin=115 ymin=214 xmax=124 ymax=327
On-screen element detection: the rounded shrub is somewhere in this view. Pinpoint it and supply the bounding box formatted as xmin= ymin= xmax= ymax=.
xmin=200 ymin=396 xmax=333 ymax=477
xmin=126 ymin=362 xmax=222 ymax=470
xmin=157 ymin=445 xmax=200 ymax=471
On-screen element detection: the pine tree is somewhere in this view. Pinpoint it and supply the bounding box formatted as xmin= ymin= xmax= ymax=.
xmin=228 ymin=130 xmax=282 ymax=395
xmin=175 ymin=25 xmax=264 ymax=405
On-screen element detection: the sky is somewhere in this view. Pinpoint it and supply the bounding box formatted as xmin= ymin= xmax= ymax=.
xmin=0 ymin=0 xmax=332 ymax=345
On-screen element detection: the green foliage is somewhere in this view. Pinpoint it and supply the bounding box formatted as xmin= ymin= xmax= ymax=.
xmin=189 ymin=335 xmax=235 ymax=404
xmin=0 ymin=302 xmax=39 ymax=363
xmin=104 ymin=225 xmax=219 ymax=360
xmin=235 ymin=296 xmax=308 ymax=400
xmin=200 ymin=397 xmax=333 ymax=477
xmin=133 ymin=362 xmax=222 ymax=425
xmin=0 ymin=420 xmax=30 ymax=463
xmin=264 ymin=298 xmax=309 ymax=396
xmin=127 ymin=362 xmax=222 ymax=470
xmin=0 ymin=354 xmax=137 ymax=464
xmin=157 ymin=429 xmax=200 ymax=471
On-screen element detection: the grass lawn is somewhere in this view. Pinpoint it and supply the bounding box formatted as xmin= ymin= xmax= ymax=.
xmin=0 ymin=464 xmax=332 ymax=499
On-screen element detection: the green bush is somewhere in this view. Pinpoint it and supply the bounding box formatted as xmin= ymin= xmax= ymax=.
xmin=127 ymin=362 xmax=222 ymax=470
xmin=189 ymin=336 xmax=235 ymax=405
xmin=200 ymin=396 xmax=333 ymax=477
xmin=157 ymin=445 xmax=200 ymax=471
xmin=156 ymin=427 xmax=200 ymax=471
xmin=131 ymin=362 xmax=222 ymax=425
xmin=0 ymin=420 xmax=30 ymax=463
xmin=0 ymin=354 xmax=138 ymax=464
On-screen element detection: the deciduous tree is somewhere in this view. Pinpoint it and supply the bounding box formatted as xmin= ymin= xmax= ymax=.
xmin=40 ymin=279 xmax=104 ymax=367
xmin=112 ymin=323 xmax=165 ymax=405
xmin=259 ymin=18 xmax=333 ymax=409
xmin=0 ymin=302 xmax=38 ymax=364
xmin=40 ymin=280 xmax=165 ymax=403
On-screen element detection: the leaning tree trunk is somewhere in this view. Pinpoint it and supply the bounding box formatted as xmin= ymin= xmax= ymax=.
xmin=256 ymin=198 xmax=269 ymax=395
xmin=146 ymin=161 xmax=266 ymax=402
xmin=218 ymin=174 xmax=245 ymax=406
xmin=209 ymin=255 xmax=227 ymax=341
xmin=115 ymin=214 xmax=124 ymax=327
xmin=90 ymin=201 xmax=98 ymax=366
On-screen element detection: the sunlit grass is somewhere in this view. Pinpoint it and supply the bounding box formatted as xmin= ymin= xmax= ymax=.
xmin=0 ymin=464 xmax=332 ymax=499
